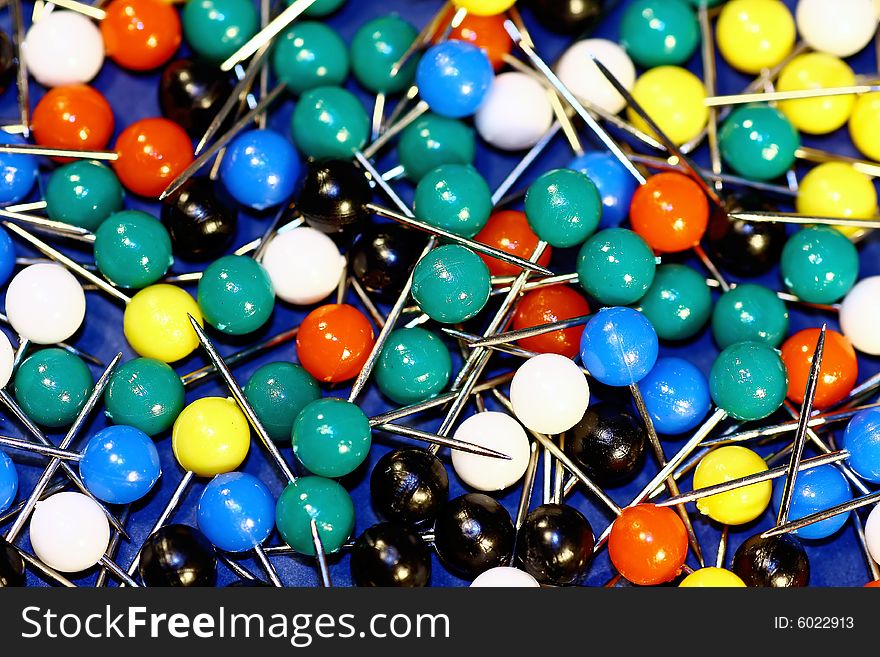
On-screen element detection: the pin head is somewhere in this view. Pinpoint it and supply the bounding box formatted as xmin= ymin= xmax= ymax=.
xmin=706 ymin=194 xmax=787 ymax=277
xmin=510 ymin=352 xmax=591 ymax=435
xmin=161 ymin=177 xmax=238 ymax=261
xmin=30 ymin=492 xmax=110 ymax=573
xmin=780 ymin=226 xmax=859 ymax=304
xmin=434 ymin=493 xmax=515 ymax=579
xmin=95 ymin=210 xmax=174 ymax=289
xmin=370 ymin=448 xmax=449 ymax=525
xmin=517 ymin=503 xmax=594 ymax=586
xmin=415 ymin=41 xmax=494 ymax=119
xmin=32 ymin=84 xmax=114 ymax=158
xmin=398 ymin=113 xmax=476 ymax=182
xmin=22 ymin=10 xmax=104 ymax=87
xmin=159 ymin=59 xmax=236 ymax=137
xmin=865 ymin=505 xmax=880 ymax=566
xmin=6 ymin=264 xmax=86 ymax=345
xmin=639 ymin=264 xmax=711 ymax=341
xmin=512 ymin=286 xmax=590 ymax=359
xmin=771 ymin=465 xmax=851 ymax=540
xmin=292 ymin=398 xmax=372 ymax=478
xmin=781 ymin=328 xmax=857 ymax=409
xmin=262 ymin=227 xmax=347 ymax=305
xmin=629 ymin=66 xmax=708 ymax=146
xmin=181 ymin=0 xmax=259 ymax=65
xmin=712 ymin=284 xmax=789 ymax=350
xmin=718 ymin=104 xmax=800 ymax=182
xmin=843 ymin=408 xmax=880 ymax=484
xmin=273 ymin=21 xmax=349 ymax=95
xmin=104 ymin=357 xmax=186 ymax=437
xmin=291 ymin=86 xmax=370 ymax=160
xmin=411 ymin=245 xmax=491 ymax=324
xmin=556 ymin=38 xmax=635 ymax=115
xmin=0 ymin=133 xmax=38 ymax=205
xmin=101 ymin=0 xmax=182 ymax=71
xmin=244 ymin=362 xmax=321 ymax=443
xmin=576 ymin=228 xmax=656 ymax=306
xmin=525 ymin=0 xmax=604 ymax=34
xmin=475 ymin=72 xmax=555 ymax=151
xmin=139 ymin=524 xmax=218 ymax=587
xmin=839 ymin=276 xmax=880 ymax=355
xmin=564 ymin=402 xmax=647 ymax=485
xmin=474 ymin=210 xmax=552 ymax=278
xmin=795 ymin=0 xmax=879 ymax=58
xmin=80 ymin=425 xmax=162 ymax=504
xmin=580 ymin=307 xmax=659 ymax=387
xmin=525 ymin=168 xmax=602 ymax=248
xmin=276 ymin=476 xmax=355 ymax=555
xmin=171 ymin=397 xmax=250 ymax=476
xmin=296 ymin=304 xmax=375 ymax=382
xmin=709 ymin=341 xmax=789 ymax=421
xmin=470 ymin=566 xmax=540 ymax=587
xmin=608 ymin=503 xmax=688 ymax=586
xmin=716 ymin=0 xmax=796 ymax=74
xmin=414 ymin=163 xmax=492 ymax=238
xmin=451 ymin=411 xmax=531 ymax=492
xmin=619 ymin=0 xmax=699 ymax=68
xmin=14 ymin=348 xmax=94 ymax=429
xmin=114 ymin=118 xmax=195 ymax=198
xmin=796 ymin=162 xmax=878 ymax=239
xmin=640 ymin=357 xmax=711 ymax=435
xmin=351 ymin=15 xmax=420 ymax=93
xmin=630 ymin=172 xmax=709 ymax=253
xmin=776 ymin=53 xmax=857 ymax=135
xmin=452 ymin=0 xmax=516 ymax=15
xmin=219 ymin=129 xmax=300 ymax=211
xmin=567 ymin=152 xmax=639 ymax=230
xmin=303 ymin=0 xmax=346 ymax=16
xmin=693 ymin=446 xmax=772 ymax=525
xmin=375 ymin=327 xmax=452 ymax=405
xmin=298 ymin=159 xmax=371 ymax=234
xmin=0 ymin=537 xmax=24 ymax=587
xmin=197 ymin=472 xmax=275 ymax=552
xmin=0 ymin=450 xmax=17 ymax=515
xmin=45 ymin=161 xmax=125 ymax=233
xmin=123 ymin=284 xmax=204 ymax=363
xmin=850 ymin=92 xmax=880 ymax=162
xmin=0 ymin=226 xmax=13 ymax=287
xmin=350 ymin=522 xmax=432 ymax=588
xmin=197 ymin=255 xmax=275 ymax=335
xmin=442 ymin=9 xmax=511 ymax=71
xmin=732 ymin=533 xmax=809 ymax=587
xmin=679 ymin=568 xmax=746 ymax=587
xmin=350 ymin=223 xmax=428 ymax=299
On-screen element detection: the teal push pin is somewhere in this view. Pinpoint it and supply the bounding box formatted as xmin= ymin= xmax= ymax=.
xmin=413 ymin=163 xmax=492 ymax=238
xmin=524 ymin=168 xmax=602 ymax=248
xmin=197 ymin=254 xmax=275 ymax=335
xmin=244 ymin=362 xmax=321 ymax=443
xmin=577 ymin=228 xmax=656 ymax=306
xmin=182 ymin=0 xmax=259 ymax=65
xmin=94 ymin=211 xmax=174 ymax=289
xmin=291 ymin=86 xmax=370 ymax=160
xmin=275 ymin=475 xmax=355 ymax=555
xmin=272 ymin=22 xmax=349 ymax=95
xmin=710 ymin=341 xmax=789 ymax=422
xmin=375 ymin=327 xmax=452 ymax=405
xmin=396 ymin=114 xmax=476 ymax=182
xmin=104 ymin=358 xmax=185 ymax=437
xmin=411 ymin=244 xmax=491 ymax=324
xmin=45 ymin=161 xmax=124 ymax=232
xmin=712 ymin=284 xmax=790 ymax=349
xmin=292 ymin=398 xmax=372 ymax=478
xmin=620 ymin=0 xmax=700 ymax=68
xmin=781 ymin=226 xmax=860 ymax=304
xmin=718 ymin=104 xmax=801 ymax=182
xmin=14 ymin=348 xmax=94 ymax=428
xmin=638 ymin=264 xmax=711 ymax=341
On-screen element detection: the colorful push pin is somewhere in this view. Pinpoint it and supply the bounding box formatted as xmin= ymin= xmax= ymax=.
xmin=796 ymin=0 xmax=878 ymax=58
xmin=413 ymin=163 xmax=492 ymax=238
xmin=517 ymin=503 xmax=594 ymax=586
xmin=796 ymin=162 xmax=878 ymax=239
xmin=94 ymin=211 xmax=174 ymax=289
xmin=297 ymin=159 xmax=371 ymax=234
xmin=13 ymin=349 xmax=93 ymax=428
xmin=608 ymin=504 xmax=688 ymax=585
xmin=470 ymin=566 xmax=540 ymax=587
xmin=291 ymin=398 xmax=371 ymax=478
xmin=375 ymin=327 xmax=451 ymax=405
xmin=776 ymin=53 xmax=857 ymax=135
xmin=272 ymin=21 xmax=349 ymax=95
xmin=411 ymin=244 xmax=491 ymax=324
xmin=290 ymin=85 xmax=370 ymax=161
xmin=0 ymin=134 xmax=37 ymax=205
xmin=28 ymin=492 xmax=110 ymax=573
xmin=173 ymin=397 xmax=251 ymax=478
xmin=101 ymin=0 xmax=182 ymax=71
xmin=244 ymin=362 xmax=320 ymax=443
xmin=526 ymin=0 xmax=603 ymax=33
xmin=843 ymin=409 xmax=880 ymax=484
xmin=771 ymin=464 xmax=852 ymax=540
xmin=510 ymin=353 xmax=590 ymax=435
xmin=710 ymin=341 xmax=789 ymax=422
xmin=716 ymin=0 xmax=795 ymax=74
xmin=434 ymin=493 xmax=515 ymax=579
xmin=5 ymin=264 xmax=86 ymax=345
xmin=866 ymin=505 xmax=880 ymax=566
xmin=139 ymin=524 xmax=218 ymax=587
xmin=31 ymin=84 xmax=114 ymax=157
xmin=114 ymin=118 xmax=195 ymax=198
xmin=182 ymin=0 xmax=258 ymax=64
xmin=712 ymin=284 xmax=789 ymax=349
xmin=396 ymin=113 xmax=476 ymax=182
xmin=0 ymin=536 xmax=24 ymax=587
xmin=296 ymin=303 xmax=375 ymax=382
xmin=350 ymin=522 xmax=432 ymax=588
xmin=413 ymin=40 xmax=494 ymax=119
xmin=555 ymin=38 xmax=636 ymax=115
xmin=580 ymin=307 xmax=658 ymax=390
xmin=45 ymin=161 xmax=125 ymax=232
xmin=576 ymin=228 xmax=656 ymax=305
xmin=780 ymin=226 xmax=859 ymax=304
xmin=840 ymin=277 xmax=880 ymax=355
xmin=219 ymin=129 xmax=300 ymax=211
xmin=706 ymin=194 xmax=787 ymax=278
xmin=475 ymin=72 xmax=554 ymax=151
xmin=564 ymin=402 xmax=646 ymax=485
xmin=0 ymin=450 xmax=17 ymax=515
xmin=451 ymin=411 xmax=530 ymax=491
xmin=638 ymin=265 xmax=711 ymax=341
xmin=679 ymin=567 xmax=746 ymax=587
xmin=440 ymin=8 xmax=510 ymax=71
xmin=22 ymin=10 xmax=104 ymax=87
xmin=512 ymin=287 xmax=590 ymax=359
xmin=782 ymin=328 xmax=857 ymax=410
xmin=628 ymin=67 xmax=708 ymax=146
xmin=524 ymin=168 xmax=602 ymax=248
xmin=276 ymin=475 xmax=355 ymax=555
xmin=0 ymin=227 xmax=13 ymax=287
xmin=640 ymin=357 xmax=712 ymax=436
xmin=260 ymin=227 xmax=346 ymax=305
xmin=630 ymin=172 xmax=709 ymax=253
xmin=161 ymin=178 xmax=238 ymax=261
xmin=79 ymin=425 xmax=162 ymax=504
xmin=692 ymin=446 xmax=772 ymax=525
xmin=350 ymin=224 xmax=427 ymax=299
xmin=732 ymin=532 xmax=809 ymax=587
xmin=567 ymin=152 xmax=639 ymax=229
xmin=850 ymin=92 xmax=880 ymax=161
xmin=197 ymin=255 xmax=274 ymax=335
xmin=619 ymin=0 xmax=699 ymax=68
xmin=159 ymin=59 xmax=235 ymax=137
xmin=718 ymin=104 xmax=800 ymax=182
xmin=124 ymin=285 xmax=204 ymax=362
xmin=370 ymin=448 xmax=449 ymax=525
xmin=104 ymin=357 xmax=185 ymax=437
xmin=474 ymin=211 xmax=552 ymax=278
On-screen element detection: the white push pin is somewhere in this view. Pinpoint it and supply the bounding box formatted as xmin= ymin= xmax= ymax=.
xmin=510 ymin=353 xmax=590 ymax=436
xmin=0 ymin=333 xmax=13 ymax=389
xmin=865 ymin=504 xmax=880 ymax=566
xmin=29 ymin=491 xmax=110 ymax=573
xmin=475 ymin=72 xmax=554 ymax=151
xmin=470 ymin=566 xmax=541 ymax=588
xmin=22 ymin=10 xmax=104 ymax=87
xmin=451 ymin=411 xmax=531 ymax=491
xmin=260 ymin=227 xmax=347 ymax=305
xmin=5 ymin=264 xmax=86 ymax=345
xmin=554 ymin=39 xmax=636 ymax=115
xmin=795 ymin=0 xmax=879 ymax=58
xmin=839 ymin=276 xmax=880 ymax=355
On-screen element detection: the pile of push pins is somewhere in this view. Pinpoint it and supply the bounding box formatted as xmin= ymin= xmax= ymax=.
xmin=0 ymin=0 xmax=879 ymax=589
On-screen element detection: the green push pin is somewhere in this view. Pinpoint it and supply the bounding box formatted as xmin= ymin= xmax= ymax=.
xmin=638 ymin=264 xmax=711 ymax=341
xmin=104 ymin=358 xmax=185 ymax=437
xmin=411 ymin=244 xmax=491 ymax=324
xmin=292 ymin=398 xmax=371 ymax=478
xmin=398 ymin=114 xmax=476 ymax=182
xmin=272 ymin=22 xmax=349 ymax=96
xmin=182 ymin=0 xmax=259 ymax=65
xmin=351 ymin=15 xmax=419 ymax=94
xmin=620 ymin=0 xmax=700 ymax=68
xmin=781 ymin=226 xmax=859 ymax=304
xmin=710 ymin=341 xmax=788 ymax=422
xmin=244 ymin=362 xmax=321 ymax=443
xmin=276 ymin=475 xmax=355 ymax=555
xmin=94 ymin=210 xmax=174 ymax=289
xmin=525 ymin=168 xmax=602 ymax=248
xmin=291 ymin=86 xmax=370 ymax=160
xmin=14 ymin=348 xmax=94 ymax=428
xmin=301 ymin=0 xmax=346 ymax=17
xmin=712 ymin=283 xmax=789 ymax=349
xmin=375 ymin=327 xmax=452 ymax=405
xmin=414 ymin=163 xmax=492 ymax=238
xmin=577 ymin=228 xmax=656 ymax=305
xmin=197 ymin=254 xmax=275 ymax=335
xmin=45 ymin=161 xmax=124 ymax=232
xmin=718 ymin=104 xmax=800 ymax=182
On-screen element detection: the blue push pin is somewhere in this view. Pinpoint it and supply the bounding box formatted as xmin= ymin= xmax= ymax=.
xmin=0 ymin=450 xmax=17 ymax=515
xmin=771 ymin=465 xmax=852 ymax=540
xmin=219 ymin=129 xmax=300 ymax=211
xmin=0 ymin=133 xmax=38 ymax=205
xmin=0 ymin=226 xmax=15 ymax=286
xmin=415 ymin=41 xmax=495 ymax=119
xmin=567 ymin=152 xmax=638 ymax=229
xmin=79 ymin=425 xmax=162 ymax=505
xmin=639 ymin=357 xmax=712 ymax=435
xmin=843 ymin=408 xmax=880 ymax=484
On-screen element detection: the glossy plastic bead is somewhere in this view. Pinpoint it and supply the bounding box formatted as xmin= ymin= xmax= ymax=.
xmin=640 ymin=357 xmax=711 ymax=435
xmin=172 ymin=397 xmax=250 ymax=477
xmin=244 ymin=362 xmax=320 ymax=443
xmin=0 ymin=133 xmax=37 ymax=204
xmin=159 ymin=59 xmax=235 ymax=137
xmin=474 ymin=211 xmax=552 ymax=278
xmin=796 ymin=163 xmax=878 ymax=239
xmin=620 ymin=0 xmax=699 ymax=68
xmin=581 ymin=307 xmax=658 ymax=387
xmin=716 ymin=0 xmax=796 ymax=74
xmin=780 ymin=226 xmax=859 ymax=304
xmin=414 ymin=163 xmax=492 ymax=238
xmin=630 ymin=172 xmax=709 ymax=252
xmin=451 ymin=411 xmax=531 ymax=492
xmin=351 ymin=16 xmax=419 ymax=94
xmin=608 ymin=504 xmax=688 ymax=586
xmin=219 ymin=129 xmax=299 ymax=211
xmin=693 ymin=446 xmax=771 ymax=525
xmin=563 ymin=402 xmax=646 ymax=485
xmin=124 ymin=284 xmax=204 ymax=362
xmin=5 ymin=264 xmax=86 ymax=345
xmin=411 ymin=245 xmax=490 ymax=324
xmin=197 ymin=255 xmax=275 ymax=335
xmin=101 ymin=0 xmax=182 ymax=71
xmin=79 ymin=425 xmax=161 ymax=504
xmin=629 ymin=67 xmax=708 ymax=146
xmin=29 ymin=492 xmax=109 ymax=573
xmin=291 ymin=86 xmax=370 ymax=160
xmin=710 ymin=341 xmax=788 ymax=421
xmin=45 ymin=161 xmax=125 ymax=232
xmin=0 ymin=335 xmax=11 ymax=393
xmin=302 ymin=0 xmax=346 ymax=16
xmin=796 ymin=0 xmax=878 ymax=58
xmin=568 ymin=152 xmax=638 ymax=229
xmin=398 ymin=113 xmax=476 ymax=182
xmin=527 ymin=0 xmax=604 ymax=34
xmin=161 ymin=177 xmax=237 ymax=261
xmin=733 ymin=533 xmax=809 ymax=587
xmin=471 ymin=566 xmax=540 ymax=587
xmin=555 ymin=39 xmax=635 ymax=115
xmin=298 ymin=159 xmax=371 ymax=234
xmin=415 ymin=41 xmax=494 ymax=118
xmin=14 ymin=349 xmax=93 ymax=428
xmin=0 ymin=227 xmax=13 ymax=287
xmin=840 ymin=277 xmax=880 ymax=355
xmin=22 ymin=10 xmax=104 ymax=87
xmin=94 ymin=211 xmax=174 ymax=289
xmin=512 ymin=286 xmax=590 ymax=359
xmin=351 ymin=522 xmax=432 ymax=588
xmin=777 ymin=53 xmax=857 ymax=134
xmin=376 ymin=327 xmax=452 ymax=405
xmin=524 ymin=168 xmax=602 ymax=248
xmin=275 ymin=476 xmax=355 ymax=555
xmin=114 ymin=118 xmax=194 ymax=198
xmin=638 ymin=264 xmax=711 ymax=341
xmin=706 ymin=194 xmax=787 ymax=277
xmin=849 ymin=93 xmax=880 ymax=161
xmin=273 ymin=22 xmax=349 ymax=95
xmin=510 ymin=353 xmax=590 ymax=435
xmin=452 ymin=0 xmax=516 ymax=15
xmin=577 ymin=228 xmax=656 ymax=306
xmin=772 ymin=465 xmax=851 ymax=540
xmin=182 ymin=0 xmax=258 ymax=65
xmin=197 ymin=472 xmax=275 ymax=552
xmin=711 ymin=284 xmax=789 ymax=349
xmin=0 ymin=451 xmax=17 ymax=515
xmin=434 ymin=493 xmax=515 ymax=579
xmin=679 ymin=568 xmax=746 ymax=588
xmin=517 ymin=504 xmax=594 ymax=586
xmin=843 ymin=408 xmax=880 ymax=484
xmin=865 ymin=505 xmax=880 ymax=566
xmin=261 ymin=227 xmax=347 ymax=305
xmin=475 ymin=72 xmax=554 ymax=151
xmin=718 ymin=104 xmax=800 ymax=181
xmin=32 ymin=85 xmax=114 ymax=156
xmin=443 ymin=10 xmax=510 ymax=71
xmin=781 ymin=328 xmax=857 ymax=409
xmin=296 ymin=304 xmax=375 ymax=382
xmin=292 ymin=398 xmax=371 ymax=478
xmin=0 ymin=536 xmax=22 ymax=587
xmin=139 ymin=524 xmax=217 ymax=587
xmin=370 ymin=448 xmax=449 ymax=525
xmin=104 ymin=358 xmax=186 ymax=437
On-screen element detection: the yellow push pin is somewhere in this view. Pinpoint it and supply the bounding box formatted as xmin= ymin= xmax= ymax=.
xmin=692 ymin=446 xmax=772 ymax=525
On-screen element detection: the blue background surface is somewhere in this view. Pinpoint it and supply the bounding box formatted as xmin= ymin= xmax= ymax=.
xmin=1 ymin=0 xmax=878 ymax=587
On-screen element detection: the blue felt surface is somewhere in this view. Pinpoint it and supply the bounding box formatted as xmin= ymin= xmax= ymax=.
xmin=1 ymin=0 xmax=879 ymax=587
